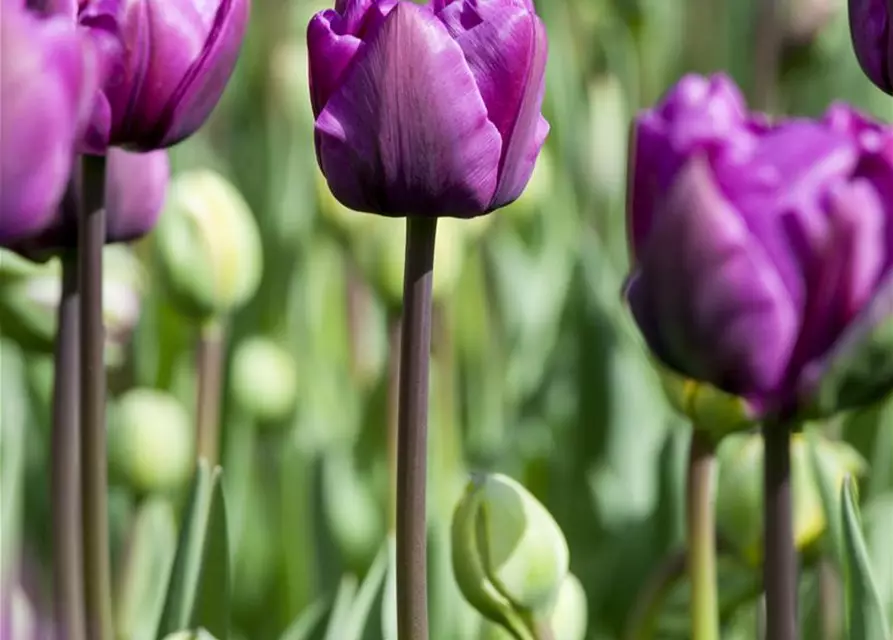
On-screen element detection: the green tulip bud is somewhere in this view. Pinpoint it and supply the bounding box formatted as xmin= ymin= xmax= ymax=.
xmin=230 ymin=336 xmax=298 ymax=424
xmin=715 ymin=431 xmax=866 ymax=565
xmin=0 ymin=246 xmax=144 ymax=365
xmin=784 ymin=0 xmax=839 ymax=49
xmin=109 ymin=388 xmax=193 ymax=494
xmin=452 ymin=473 xmax=570 ymax=639
xmin=357 ymin=216 xmax=469 ymax=307
xmin=478 ymin=572 xmax=588 ymax=640
xmin=154 ymin=170 xmax=262 ymax=320
xmin=587 ymin=74 xmax=630 ymax=200
xmin=656 ymin=363 xmax=756 ymax=440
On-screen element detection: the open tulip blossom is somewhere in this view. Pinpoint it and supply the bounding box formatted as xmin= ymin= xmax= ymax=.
xmin=45 ymin=0 xmax=251 ymax=152
xmin=625 ymin=74 xmax=893 ymax=421
xmin=308 ymin=0 xmax=549 ymax=218
xmin=848 ymin=0 xmax=893 ymax=94
xmin=0 ymin=0 xmax=97 ymax=247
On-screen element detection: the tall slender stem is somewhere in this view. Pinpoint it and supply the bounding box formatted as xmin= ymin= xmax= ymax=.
xmin=762 ymin=420 xmax=797 ymax=640
xmin=753 ymin=0 xmax=785 ymax=111
xmin=396 ymin=216 xmax=437 ymax=640
xmin=195 ymin=321 xmax=225 ymax=466
xmin=687 ymin=430 xmax=720 ymax=640
xmin=52 ymin=248 xmax=85 ymax=640
xmin=387 ymin=314 xmax=401 ymax=533
xmin=79 ymin=153 xmax=113 ymax=640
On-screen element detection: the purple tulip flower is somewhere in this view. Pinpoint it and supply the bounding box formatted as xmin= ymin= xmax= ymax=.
xmin=848 ymin=0 xmax=892 ymax=94
xmin=0 ymin=0 xmax=97 ymax=247
xmin=626 ymin=74 xmax=893 ymax=419
xmin=307 ymin=0 xmax=549 ymax=218
xmin=45 ymin=0 xmax=250 ymax=152
xmin=10 ymin=149 xmax=170 ymax=257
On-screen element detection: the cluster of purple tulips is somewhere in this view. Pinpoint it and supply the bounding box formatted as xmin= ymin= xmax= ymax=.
xmin=1 ymin=0 xmax=890 ymax=638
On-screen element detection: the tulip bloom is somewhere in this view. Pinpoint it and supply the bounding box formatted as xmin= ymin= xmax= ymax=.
xmin=626 ymin=74 xmax=893 ymax=419
xmin=848 ymin=0 xmax=892 ymax=94
xmin=11 ymin=149 xmax=170 ymax=255
xmin=0 ymin=0 xmax=96 ymax=246
xmin=308 ymin=0 xmax=549 ymax=218
xmin=49 ymin=0 xmax=250 ymax=152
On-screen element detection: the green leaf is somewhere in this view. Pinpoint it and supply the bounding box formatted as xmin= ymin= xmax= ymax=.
xmin=156 ymin=461 xmax=231 ymax=639
xmin=341 ymin=543 xmax=389 ymax=640
xmin=807 ymin=431 xmax=846 ymax=567
xmin=322 ymin=574 xmax=359 ymax=640
xmin=278 ymin=599 xmax=330 ymax=640
xmin=841 ymin=478 xmax=891 ymax=640
xmin=115 ymin=499 xmax=178 ymax=640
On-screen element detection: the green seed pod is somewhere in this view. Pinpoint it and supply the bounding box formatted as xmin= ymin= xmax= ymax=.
xmin=0 ymin=246 xmax=144 ymax=365
xmin=109 ymin=388 xmax=193 ymax=494
xmin=154 ymin=170 xmax=262 ymax=320
xmin=478 ymin=572 xmax=588 ymax=640
xmin=452 ymin=473 xmax=570 ymax=639
xmin=715 ymin=431 xmax=866 ymax=565
xmin=656 ymin=362 xmax=757 ymax=440
xmin=161 ymin=630 xmax=218 ymax=640
xmin=230 ymin=336 xmax=298 ymax=424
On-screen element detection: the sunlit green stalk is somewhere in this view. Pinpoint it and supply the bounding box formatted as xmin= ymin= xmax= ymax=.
xmin=196 ymin=320 xmax=225 ymax=466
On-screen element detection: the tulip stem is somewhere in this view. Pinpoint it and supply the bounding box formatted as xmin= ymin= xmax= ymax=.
xmin=79 ymin=153 xmax=113 ymax=640
xmin=687 ymin=430 xmax=720 ymax=640
xmin=52 ymin=245 xmax=85 ymax=640
xmin=196 ymin=320 xmax=225 ymax=467
xmin=762 ymin=419 xmax=798 ymax=640
xmin=752 ymin=0 xmax=783 ymax=111
xmin=396 ymin=216 xmax=437 ymax=640
xmin=388 ymin=314 xmax=401 ymax=533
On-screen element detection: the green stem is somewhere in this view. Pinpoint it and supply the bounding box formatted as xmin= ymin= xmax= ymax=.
xmin=387 ymin=314 xmax=401 ymax=533
xmin=195 ymin=320 xmax=225 ymax=467
xmin=396 ymin=216 xmax=437 ymax=640
xmin=79 ymin=153 xmax=113 ymax=640
xmin=762 ymin=419 xmax=797 ymax=640
xmin=688 ymin=430 xmax=720 ymax=640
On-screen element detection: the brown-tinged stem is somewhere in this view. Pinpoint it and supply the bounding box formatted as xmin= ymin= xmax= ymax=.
xmin=396 ymin=216 xmax=437 ymax=640
xmin=688 ymin=430 xmax=720 ymax=640
xmin=195 ymin=321 xmax=225 ymax=467
xmin=387 ymin=314 xmax=401 ymax=533
xmin=762 ymin=419 xmax=797 ymax=640
xmin=79 ymin=153 xmax=112 ymax=640
xmin=52 ymin=246 xmax=85 ymax=640
xmin=819 ymin=559 xmax=842 ymax=640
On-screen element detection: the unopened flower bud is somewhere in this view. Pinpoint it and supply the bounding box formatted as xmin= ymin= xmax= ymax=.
xmin=587 ymin=75 xmax=630 ymax=200
xmin=154 ymin=170 xmax=262 ymax=320
xmin=785 ymin=0 xmax=839 ymax=49
xmin=452 ymin=473 xmax=570 ymax=639
xmin=715 ymin=431 xmax=866 ymax=565
xmin=162 ymin=630 xmax=218 ymax=640
xmin=230 ymin=336 xmax=298 ymax=424
xmin=0 ymin=245 xmax=144 ymax=364
xmin=109 ymin=388 xmax=193 ymax=494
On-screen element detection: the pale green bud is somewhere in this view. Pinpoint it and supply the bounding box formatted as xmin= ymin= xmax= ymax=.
xmin=357 ymin=216 xmax=469 ymax=307
xmin=501 ymin=150 xmax=554 ymax=224
xmin=154 ymin=170 xmax=262 ymax=320
xmin=716 ymin=431 xmax=866 ymax=565
xmin=109 ymin=388 xmax=193 ymax=494
xmin=230 ymin=336 xmax=298 ymax=424
xmin=0 ymin=246 xmax=144 ymax=365
xmin=452 ymin=473 xmax=570 ymax=639
xmin=587 ymin=74 xmax=630 ymax=200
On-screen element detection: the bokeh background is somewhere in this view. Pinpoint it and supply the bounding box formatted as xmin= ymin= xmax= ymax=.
xmin=1 ymin=0 xmax=891 ymax=638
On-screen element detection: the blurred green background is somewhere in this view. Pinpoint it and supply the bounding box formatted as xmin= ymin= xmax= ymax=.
xmin=1 ymin=0 xmax=891 ymax=638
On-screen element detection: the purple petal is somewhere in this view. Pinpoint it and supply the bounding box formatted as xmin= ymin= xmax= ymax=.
xmin=156 ymin=0 xmax=250 ymax=147
xmin=627 ymin=73 xmax=758 ymax=260
xmin=314 ymin=2 xmax=502 ymax=217
xmin=105 ymin=149 xmax=170 ymax=241
xmin=307 ymin=10 xmax=363 ymax=117
xmin=848 ymin=0 xmax=892 ymax=94
xmin=627 ymin=157 xmax=799 ymax=400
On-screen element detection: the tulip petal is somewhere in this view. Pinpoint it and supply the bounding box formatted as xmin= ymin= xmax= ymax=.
xmin=848 ymin=0 xmax=892 ymax=94
xmin=307 ymin=10 xmax=363 ymax=117
xmin=626 ymin=156 xmax=799 ymax=399
xmin=627 ymin=74 xmax=757 ymax=260
xmin=105 ymin=149 xmax=170 ymax=241
xmin=315 ymin=2 xmax=502 ymax=217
